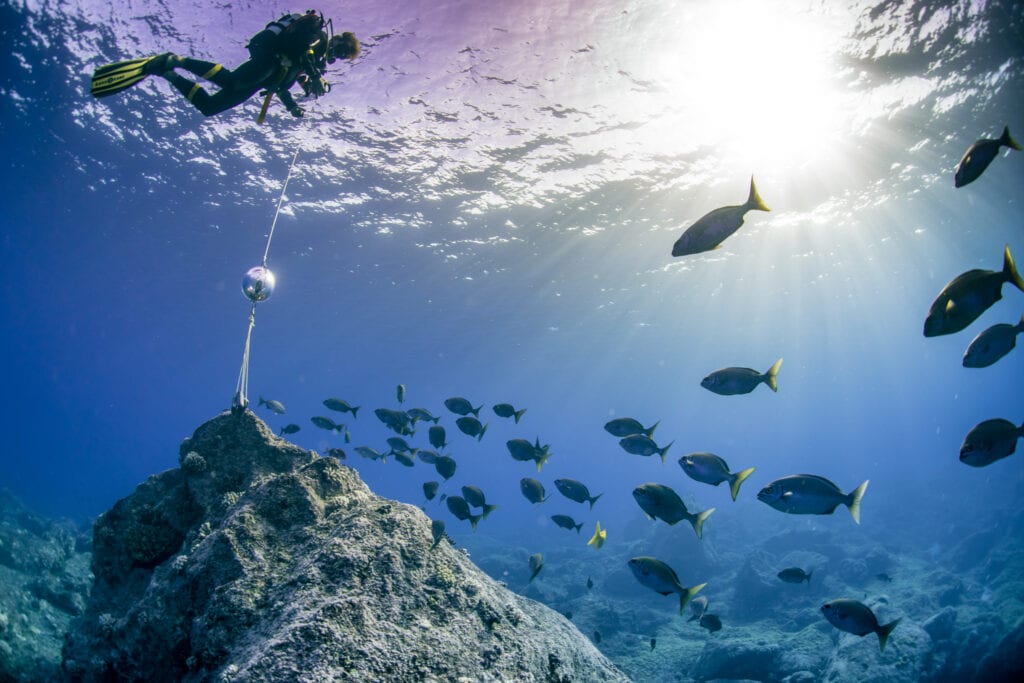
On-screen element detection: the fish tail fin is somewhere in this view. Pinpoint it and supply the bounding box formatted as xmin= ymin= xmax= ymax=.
xmin=679 ymin=583 xmax=707 ymax=615
xmin=1002 ymin=245 xmax=1024 ymax=293
xmin=470 ymin=513 xmax=482 ymax=531
xmin=482 ymin=504 xmax=498 ymax=520
xmin=659 ymin=441 xmax=674 ymax=464
xmin=805 ymin=570 xmax=813 ymax=585
xmin=351 ymin=406 xmax=360 ymax=418
xmin=479 ymin=423 xmax=488 ymax=441
xmin=847 ymin=479 xmax=869 ymax=524
xmin=574 ymin=523 xmax=583 ymax=533
xmin=258 ymin=397 xmax=267 ymax=407
xmin=878 ymin=618 xmax=901 ymax=652
xmin=514 ymin=408 xmax=527 ymax=423
xmin=472 ymin=405 xmax=482 ymax=417
xmin=647 ymin=420 xmax=660 ymax=437
xmin=1001 ymin=126 xmax=1021 ymax=151
xmin=746 ymin=176 xmax=771 ymax=212
xmin=691 ymin=507 xmax=716 ymax=539
xmin=588 ymin=493 xmax=604 ymax=510
xmin=535 ymin=451 xmax=552 ymax=472
xmin=729 ymin=467 xmax=756 ymax=501
xmin=764 ymin=358 xmax=783 ymax=392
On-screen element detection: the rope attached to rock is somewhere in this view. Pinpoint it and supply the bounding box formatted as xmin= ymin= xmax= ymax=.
xmin=232 ymin=104 xmax=317 ymax=413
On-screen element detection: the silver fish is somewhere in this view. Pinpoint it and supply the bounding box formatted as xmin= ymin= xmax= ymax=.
xmin=757 ymin=475 xmax=868 ymax=524
xmin=632 ymin=483 xmax=715 ymax=539
xmin=962 ymin=313 xmax=1024 ymax=368
xmin=354 ymin=445 xmax=385 ymax=461
xmin=678 ymin=452 xmax=755 ymax=501
xmin=279 ymin=423 xmax=300 ymax=435
xmin=672 ymin=176 xmax=770 ymax=256
xmin=923 ymin=245 xmax=1024 ymax=337
xmin=959 ymin=418 xmax=1024 ymax=467
xmin=258 ymin=397 xmax=286 ymax=414
xmin=627 ymin=557 xmax=707 ymax=614
xmin=954 ymin=125 xmax=1021 ymax=188
xmin=687 ymin=595 xmax=709 ymax=622
xmin=821 ymin=599 xmax=901 ymax=651
xmin=701 ymin=358 xmax=782 ymax=395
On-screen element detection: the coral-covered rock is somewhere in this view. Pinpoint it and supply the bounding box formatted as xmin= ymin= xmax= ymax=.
xmin=0 ymin=491 xmax=91 ymax=683
xmin=62 ymin=410 xmax=626 ymax=682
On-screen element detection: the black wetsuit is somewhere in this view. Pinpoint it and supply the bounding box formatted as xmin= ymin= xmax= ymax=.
xmin=164 ymin=12 xmax=327 ymax=117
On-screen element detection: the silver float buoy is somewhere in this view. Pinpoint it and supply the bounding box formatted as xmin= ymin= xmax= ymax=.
xmin=242 ymin=266 xmax=276 ymax=303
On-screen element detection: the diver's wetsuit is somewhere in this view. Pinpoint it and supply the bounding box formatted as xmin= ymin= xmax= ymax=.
xmin=163 ymin=12 xmax=327 ymax=117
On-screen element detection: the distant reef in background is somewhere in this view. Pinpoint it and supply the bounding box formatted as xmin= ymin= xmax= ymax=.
xmin=3 ymin=408 xmax=1024 ymax=682
xmin=0 ymin=490 xmax=91 ymax=682
xmin=58 ymin=410 xmax=626 ymax=682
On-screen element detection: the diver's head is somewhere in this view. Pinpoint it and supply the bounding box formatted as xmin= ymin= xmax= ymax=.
xmin=328 ymin=32 xmax=361 ymax=63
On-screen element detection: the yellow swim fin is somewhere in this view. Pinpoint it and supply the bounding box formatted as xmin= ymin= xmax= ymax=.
xmin=90 ymin=55 xmax=162 ymax=98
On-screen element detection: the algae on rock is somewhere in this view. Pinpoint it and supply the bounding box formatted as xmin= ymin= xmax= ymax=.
xmin=63 ymin=410 xmax=627 ymax=682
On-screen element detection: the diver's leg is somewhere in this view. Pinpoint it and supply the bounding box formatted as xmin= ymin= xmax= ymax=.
xmin=175 ymin=58 xmax=236 ymax=88
xmin=162 ymin=72 xmax=257 ymax=116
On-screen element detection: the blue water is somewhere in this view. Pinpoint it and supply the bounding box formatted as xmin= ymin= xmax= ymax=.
xmin=2 ymin=0 xmax=1022 ymax=679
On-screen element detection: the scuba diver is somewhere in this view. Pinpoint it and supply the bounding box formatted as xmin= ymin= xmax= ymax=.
xmin=90 ymin=10 xmax=360 ymax=120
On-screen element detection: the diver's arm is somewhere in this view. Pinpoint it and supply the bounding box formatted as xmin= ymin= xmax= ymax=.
xmin=276 ymin=86 xmax=304 ymax=117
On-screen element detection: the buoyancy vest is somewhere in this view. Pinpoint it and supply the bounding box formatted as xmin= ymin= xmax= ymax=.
xmin=253 ymin=11 xmax=324 ymax=61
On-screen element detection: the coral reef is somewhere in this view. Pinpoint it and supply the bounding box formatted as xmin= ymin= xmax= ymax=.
xmin=0 ymin=490 xmax=91 ymax=682
xmin=62 ymin=410 xmax=626 ymax=682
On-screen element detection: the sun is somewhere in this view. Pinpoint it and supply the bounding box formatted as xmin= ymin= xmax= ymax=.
xmin=647 ymin=0 xmax=852 ymax=173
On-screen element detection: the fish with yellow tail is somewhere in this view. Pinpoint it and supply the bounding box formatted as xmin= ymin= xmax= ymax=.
xmin=924 ymin=245 xmax=1024 ymax=337
xmin=632 ymin=483 xmax=715 ymax=539
xmin=954 ymin=125 xmax=1020 ymax=188
xmin=628 ymin=557 xmax=706 ymax=614
xmin=757 ymin=475 xmax=868 ymax=524
xmin=588 ymin=521 xmax=606 ymax=549
xmin=672 ymin=176 xmax=770 ymax=256
xmin=702 ymin=358 xmax=782 ymax=395
xmin=678 ymin=452 xmax=756 ymax=501
xmin=821 ymin=599 xmax=901 ymax=651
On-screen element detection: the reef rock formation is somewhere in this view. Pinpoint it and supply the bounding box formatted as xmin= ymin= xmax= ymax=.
xmin=62 ymin=410 xmax=627 ymax=682
xmin=0 ymin=490 xmax=91 ymax=683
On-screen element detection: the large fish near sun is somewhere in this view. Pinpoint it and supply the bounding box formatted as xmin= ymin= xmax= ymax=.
xmin=672 ymin=176 xmax=770 ymax=256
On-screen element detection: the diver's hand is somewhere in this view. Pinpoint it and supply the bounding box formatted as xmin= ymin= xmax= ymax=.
xmin=289 ymin=105 xmax=305 ymax=118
